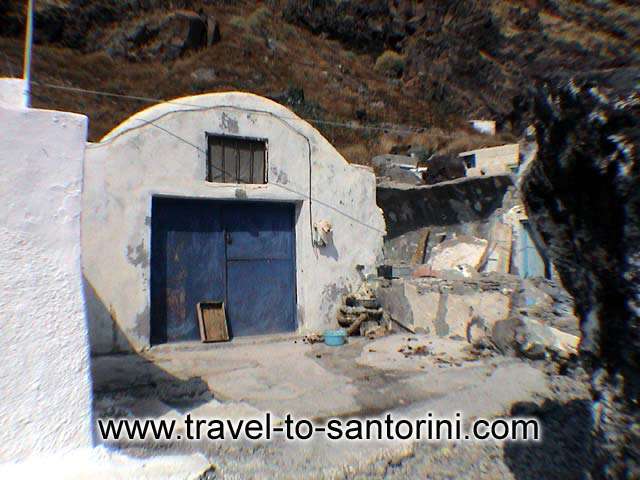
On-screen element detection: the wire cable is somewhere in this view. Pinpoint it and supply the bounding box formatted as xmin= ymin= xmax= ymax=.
xmin=80 ymin=99 xmax=386 ymax=238
xmin=32 ymin=80 xmax=426 ymax=135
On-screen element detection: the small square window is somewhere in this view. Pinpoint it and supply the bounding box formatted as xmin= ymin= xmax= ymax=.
xmin=207 ymin=134 xmax=267 ymax=184
xmin=462 ymin=154 xmax=476 ymax=169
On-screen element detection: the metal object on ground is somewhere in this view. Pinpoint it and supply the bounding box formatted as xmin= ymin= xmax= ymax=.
xmin=197 ymin=301 xmax=229 ymax=342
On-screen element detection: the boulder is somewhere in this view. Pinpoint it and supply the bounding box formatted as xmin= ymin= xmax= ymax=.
xmin=426 ymin=235 xmax=488 ymax=272
xmin=373 ymin=154 xmax=422 ymax=184
xmin=377 ymin=165 xmax=422 ymax=185
xmin=107 ymin=10 xmax=219 ymax=61
xmin=372 ymin=153 xmax=418 ymax=169
xmin=491 ymin=316 xmax=579 ymax=360
xmin=522 ymin=68 xmax=640 ymax=478
xmin=514 ymin=318 xmax=578 ymax=360
xmin=150 ymin=11 xmax=209 ymax=61
xmin=190 ymin=68 xmax=217 ymax=87
xmin=421 ymin=154 xmax=466 ymax=185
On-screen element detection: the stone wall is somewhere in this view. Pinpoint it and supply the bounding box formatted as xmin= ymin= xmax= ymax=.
xmin=377 ymin=275 xmax=517 ymax=338
xmin=377 ymin=174 xmax=513 ymax=264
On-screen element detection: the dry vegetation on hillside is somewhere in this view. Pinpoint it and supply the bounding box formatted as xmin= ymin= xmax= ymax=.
xmin=0 ymin=1 xmax=467 ymax=164
xmin=1 ymin=0 xmax=638 ymax=165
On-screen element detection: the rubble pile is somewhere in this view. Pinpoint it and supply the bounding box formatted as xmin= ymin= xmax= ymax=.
xmin=376 ymin=269 xmax=580 ymax=363
xmin=336 ymin=283 xmax=390 ymax=337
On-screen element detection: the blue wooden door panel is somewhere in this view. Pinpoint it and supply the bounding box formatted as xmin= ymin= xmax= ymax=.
xmin=151 ymin=199 xmax=296 ymax=343
xmin=226 ymin=259 xmax=296 ymax=336
xmin=151 ymin=198 xmax=225 ymax=343
xmin=224 ymin=203 xmax=293 ymax=260
xmin=224 ymin=202 xmax=296 ymax=336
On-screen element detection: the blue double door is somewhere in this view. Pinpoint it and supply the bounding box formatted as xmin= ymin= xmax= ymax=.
xmin=150 ymin=198 xmax=297 ymax=343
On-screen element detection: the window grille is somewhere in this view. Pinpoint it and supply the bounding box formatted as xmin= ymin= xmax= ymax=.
xmin=207 ymin=134 xmax=267 ymax=184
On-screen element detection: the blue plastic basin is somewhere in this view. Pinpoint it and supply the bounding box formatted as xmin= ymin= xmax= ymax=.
xmin=324 ymin=329 xmax=346 ymax=346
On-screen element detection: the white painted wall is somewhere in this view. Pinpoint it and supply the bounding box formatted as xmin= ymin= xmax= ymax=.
xmin=468 ymin=120 xmax=496 ymax=136
xmin=83 ymin=92 xmax=385 ymax=353
xmin=0 ymin=78 xmax=27 ymax=109
xmin=460 ymin=143 xmax=519 ymax=177
xmin=0 ymin=105 xmax=93 ymax=461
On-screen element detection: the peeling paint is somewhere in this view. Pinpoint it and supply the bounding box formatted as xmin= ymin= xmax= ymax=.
xmin=220 ymin=112 xmax=239 ymax=133
xmin=271 ymin=166 xmax=289 ymax=185
xmin=126 ymin=242 xmax=149 ymax=269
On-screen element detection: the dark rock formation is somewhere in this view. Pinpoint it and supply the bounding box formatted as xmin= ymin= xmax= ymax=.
xmin=421 ymin=154 xmax=466 ymax=185
xmin=106 ymin=10 xmax=218 ymax=62
xmin=522 ymin=69 xmax=640 ymax=478
xmin=1 ymin=0 xmax=219 ymax=59
xmin=282 ymin=0 xmax=402 ymax=54
xmin=378 ymin=175 xmax=513 ymax=262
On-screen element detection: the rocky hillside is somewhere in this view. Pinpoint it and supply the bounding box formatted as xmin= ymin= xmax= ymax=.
xmin=1 ymin=0 xmax=638 ymax=163
xmin=284 ymin=0 xmax=640 ymax=128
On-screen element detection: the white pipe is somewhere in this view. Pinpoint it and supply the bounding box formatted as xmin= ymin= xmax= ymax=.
xmin=23 ymin=0 xmax=34 ymax=107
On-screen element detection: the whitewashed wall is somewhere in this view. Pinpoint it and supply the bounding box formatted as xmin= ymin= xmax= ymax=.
xmin=0 ymin=104 xmax=93 ymax=461
xmin=460 ymin=143 xmax=520 ymax=176
xmin=83 ymin=92 xmax=385 ymax=354
xmin=0 ymin=77 xmax=26 ymax=108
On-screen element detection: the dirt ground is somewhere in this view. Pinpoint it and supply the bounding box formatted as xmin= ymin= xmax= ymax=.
xmin=92 ymin=334 xmax=592 ymax=479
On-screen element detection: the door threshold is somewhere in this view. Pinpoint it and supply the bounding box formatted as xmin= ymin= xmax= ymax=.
xmin=148 ymin=332 xmax=301 ymax=353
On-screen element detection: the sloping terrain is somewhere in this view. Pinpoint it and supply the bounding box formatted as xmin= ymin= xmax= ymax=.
xmin=0 ymin=0 xmax=638 ymax=163
xmin=0 ymin=0 xmax=463 ymax=162
xmin=284 ymin=0 xmax=640 ymax=129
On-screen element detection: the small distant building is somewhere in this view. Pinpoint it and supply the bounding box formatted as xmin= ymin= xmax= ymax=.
xmin=459 ymin=143 xmax=520 ymax=177
xmin=468 ymin=120 xmax=496 ymax=136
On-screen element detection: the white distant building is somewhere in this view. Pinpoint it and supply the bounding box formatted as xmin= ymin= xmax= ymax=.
xmin=459 ymin=143 xmax=520 ymax=177
xmin=468 ymin=120 xmax=496 ymax=136
xmin=469 ymin=120 xmax=496 ymax=135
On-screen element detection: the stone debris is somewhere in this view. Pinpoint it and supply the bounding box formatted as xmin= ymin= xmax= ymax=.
xmin=411 ymin=264 xmax=438 ymax=278
xmin=336 ymin=282 xmax=390 ymax=336
xmin=376 ymin=268 xmax=580 ymax=367
xmin=372 ymin=154 xmax=423 ymax=185
xmin=302 ymin=333 xmax=324 ymax=344
xmin=514 ymin=318 xmax=579 ymax=360
xmin=398 ymin=343 xmax=430 ymax=357
xmin=426 ymin=235 xmax=489 ymax=273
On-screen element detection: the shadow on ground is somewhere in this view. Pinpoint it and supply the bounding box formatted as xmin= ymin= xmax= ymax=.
xmin=503 ymin=398 xmax=594 ymax=480
xmin=85 ymin=277 xmax=213 ymax=442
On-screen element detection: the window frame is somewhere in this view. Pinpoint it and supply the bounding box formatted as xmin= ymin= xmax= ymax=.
xmin=461 ymin=153 xmax=477 ymax=169
xmin=205 ymin=133 xmax=269 ymax=184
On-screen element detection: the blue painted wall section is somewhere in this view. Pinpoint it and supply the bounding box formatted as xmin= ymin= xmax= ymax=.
xmin=519 ymin=221 xmax=549 ymax=279
xmin=150 ymin=198 xmax=296 ymax=343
